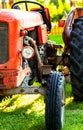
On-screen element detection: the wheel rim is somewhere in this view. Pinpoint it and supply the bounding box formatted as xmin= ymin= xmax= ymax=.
xmin=61 ymin=86 xmax=65 ymax=128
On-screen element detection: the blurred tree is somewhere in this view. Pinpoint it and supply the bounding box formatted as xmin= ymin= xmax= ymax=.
xmin=50 ymin=0 xmax=65 ymax=7
xmin=37 ymin=0 xmax=45 ymax=4
xmin=1 ymin=0 xmax=8 ymax=8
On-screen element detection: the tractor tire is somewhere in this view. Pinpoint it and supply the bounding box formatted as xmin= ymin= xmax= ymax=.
xmin=45 ymin=72 xmax=65 ymax=130
xmin=70 ymin=17 xmax=83 ymax=101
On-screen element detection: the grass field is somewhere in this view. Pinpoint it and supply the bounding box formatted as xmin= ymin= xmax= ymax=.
xmin=48 ymin=34 xmax=64 ymax=44
xmin=63 ymin=84 xmax=83 ymax=130
xmin=0 ymin=35 xmax=83 ymax=130
xmin=0 ymin=84 xmax=83 ymax=130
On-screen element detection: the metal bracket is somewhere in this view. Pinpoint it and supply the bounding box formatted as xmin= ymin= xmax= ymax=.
xmin=0 ymin=86 xmax=46 ymax=97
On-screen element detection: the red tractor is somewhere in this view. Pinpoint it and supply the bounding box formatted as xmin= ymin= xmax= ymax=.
xmin=0 ymin=0 xmax=66 ymax=130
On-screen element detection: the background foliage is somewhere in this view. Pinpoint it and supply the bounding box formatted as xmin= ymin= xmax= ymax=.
xmin=37 ymin=0 xmax=71 ymax=22
xmin=14 ymin=0 xmax=71 ymax=22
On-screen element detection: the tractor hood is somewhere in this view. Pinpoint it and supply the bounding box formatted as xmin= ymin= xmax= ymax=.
xmin=0 ymin=9 xmax=43 ymax=28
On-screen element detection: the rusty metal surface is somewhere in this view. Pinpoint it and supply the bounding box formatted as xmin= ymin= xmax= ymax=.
xmin=28 ymin=36 xmax=43 ymax=82
xmin=0 ymin=86 xmax=46 ymax=96
xmin=41 ymin=65 xmax=52 ymax=75
xmin=62 ymin=66 xmax=70 ymax=83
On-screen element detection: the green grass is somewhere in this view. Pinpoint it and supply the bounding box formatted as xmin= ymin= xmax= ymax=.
xmin=62 ymin=84 xmax=83 ymax=130
xmin=49 ymin=34 xmax=64 ymax=44
xmin=0 ymin=94 xmax=45 ymax=130
xmin=0 ymin=84 xmax=83 ymax=130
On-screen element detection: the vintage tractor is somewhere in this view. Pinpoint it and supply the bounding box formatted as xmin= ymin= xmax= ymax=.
xmin=0 ymin=0 xmax=66 ymax=130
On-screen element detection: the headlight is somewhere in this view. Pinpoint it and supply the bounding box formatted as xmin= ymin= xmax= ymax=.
xmin=22 ymin=46 xmax=34 ymax=59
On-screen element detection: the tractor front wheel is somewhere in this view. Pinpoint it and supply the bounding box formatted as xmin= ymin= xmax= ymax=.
xmin=45 ymin=72 xmax=65 ymax=130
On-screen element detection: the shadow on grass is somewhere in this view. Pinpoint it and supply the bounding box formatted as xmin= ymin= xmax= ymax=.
xmin=62 ymin=83 xmax=83 ymax=130
xmin=66 ymin=83 xmax=83 ymax=110
xmin=66 ymin=98 xmax=83 ymax=110
xmin=0 ymin=94 xmax=46 ymax=130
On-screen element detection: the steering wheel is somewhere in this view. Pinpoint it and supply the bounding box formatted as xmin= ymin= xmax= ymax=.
xmin=12 ymin=0 xmax=44 ymax=11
